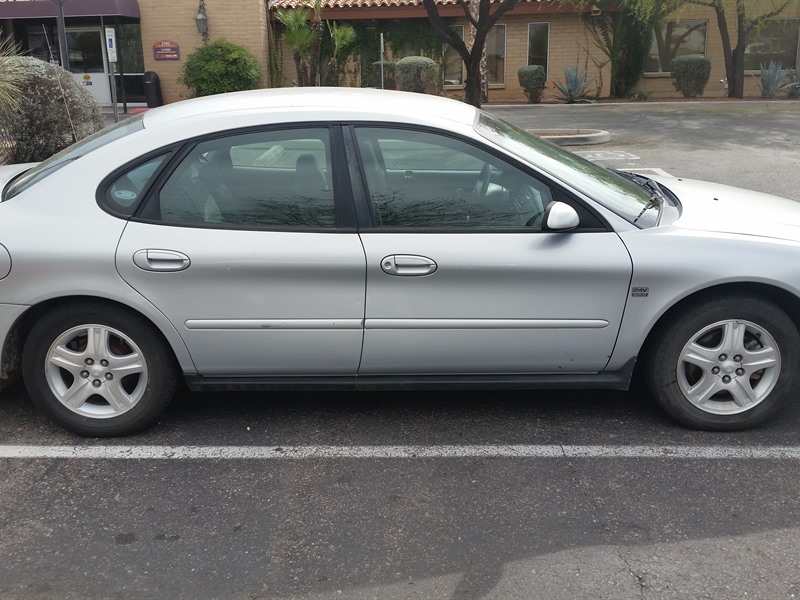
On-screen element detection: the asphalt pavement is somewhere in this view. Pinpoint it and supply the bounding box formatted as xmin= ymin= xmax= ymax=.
xmin=3 ymin=100 xmax=800 ymax=600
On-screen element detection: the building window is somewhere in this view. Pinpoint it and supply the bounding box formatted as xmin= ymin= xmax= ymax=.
xmin=443 ymin=25 xmax=465 ymax=86
xmin=528 ymin=23 xmax=550 ymax=77
xmin=646 ymin=20 xmax=708 ymax=73
xmin=443 ymin=24 xmax=506 ymax=86
xmin=487 ymin=24 xmax=506 ymax=85
xmin=744 ymin=19 xmax=800 ymax=70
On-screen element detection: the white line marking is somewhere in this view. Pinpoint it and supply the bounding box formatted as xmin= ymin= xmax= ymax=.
xmin=625 ymin=167 xmax=674 ymax=177
xmin=1 ymin=445 xmax=800 ymax=460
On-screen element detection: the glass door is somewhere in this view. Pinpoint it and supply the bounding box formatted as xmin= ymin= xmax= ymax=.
xmin=66 ymin=28 xmax=111 ymax=105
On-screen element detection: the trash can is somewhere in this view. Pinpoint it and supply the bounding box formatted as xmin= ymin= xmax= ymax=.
xmin=143 ymin=71 xmax=163 ymax=108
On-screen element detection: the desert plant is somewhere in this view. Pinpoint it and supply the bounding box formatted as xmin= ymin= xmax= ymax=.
xmin=788 ymin=69 xmax=800 ymax=99
xmin=180 ymin=39 xmax=261 ymax=97
xmin=323 ymin=22 xmax=356 ymax=86
xmin=0 ymin=36 xmax=25 ymax=164
xmin=756 ymin=61 xmax=789 ymax=99
xmin=277 ymin=8 xmax=314 ymax=86
xmin=552 ymin=66 xmax=595 ymax=104
xmin=670 ymin=55 xmax=711 ymax=98
xmin=517 ymin=65 xmax=546 ymax=104
xmin=3 ymin=56 xmax=103 ymax=163
xmin=372 ymin=60 xmax=397 ymax=90
xmin=396 ymin=56 xmax=438 ymax=94
xmin=626 ymin=88 xmax=652 ymax=102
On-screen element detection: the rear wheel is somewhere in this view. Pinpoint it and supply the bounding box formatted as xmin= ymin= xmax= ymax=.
xmin=22 ymin=304 xmax=177 ymax=436
xmin=646 ymin=294 xmax=799 ymax=430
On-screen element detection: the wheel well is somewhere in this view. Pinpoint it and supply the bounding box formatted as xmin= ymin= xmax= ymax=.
xmin=635 ymin=282 xmax=800 ymax=381
xmin=1 ymin=296 xmax=176 ymax=379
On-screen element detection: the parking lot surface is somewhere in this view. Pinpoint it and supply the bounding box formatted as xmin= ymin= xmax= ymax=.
xmin=3 ymin=101 xmax=800 ymax=600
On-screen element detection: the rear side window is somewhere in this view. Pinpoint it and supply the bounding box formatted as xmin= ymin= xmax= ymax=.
xmin=142 ymin=128 xmax=336 ymax=229
xmin=3 ymin=116 xmax=144 ymax=201
xmin=104 ymin=154 xmax=171 ymax=216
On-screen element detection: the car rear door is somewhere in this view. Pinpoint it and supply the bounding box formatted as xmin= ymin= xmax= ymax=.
xmin=114 ymin=125 xmax=366 ymax=377
xmin=349 ymin=125 xmax=633 ymax=375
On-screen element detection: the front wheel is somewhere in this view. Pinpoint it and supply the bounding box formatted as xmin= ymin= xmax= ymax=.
xmin=22 ymin=305 xmax=178 ymax=436
xmin=646 ymin=294 xmax=800 ymax=430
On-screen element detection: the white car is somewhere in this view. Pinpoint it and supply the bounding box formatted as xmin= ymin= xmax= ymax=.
xmin=0 ymin=87 xmax=798 ymax=436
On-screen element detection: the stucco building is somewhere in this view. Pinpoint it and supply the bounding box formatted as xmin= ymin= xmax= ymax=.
xmin=0 ymin=0 xmax=797 ymax=106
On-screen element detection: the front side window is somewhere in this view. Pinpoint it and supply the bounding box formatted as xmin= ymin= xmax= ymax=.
xmin=355 ymin=127 xmax=553 ymax=229
xmin=528 ymin=23 xmax=550 ymax=77
xmin=646 ymin=20 xmax=708 ymax=73
xmin=745 ymin=19 xmax=800 ymax=70
xmin=476 ymin=113 xmax=658 ymax=228
xmin=443 ymin=24 xmax=506 ymax=86
xmin=148 ymin=128 xmax=335 ymax=229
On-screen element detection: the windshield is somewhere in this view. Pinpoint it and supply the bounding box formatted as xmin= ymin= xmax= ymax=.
xmin=476 ymin=113 xmax=659 ymax=228
xmin=3 ymin=115 xmax=145 ymax=201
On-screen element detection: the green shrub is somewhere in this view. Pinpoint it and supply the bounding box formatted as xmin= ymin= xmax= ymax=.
xmin=396 ymin=56 xmax=438 ymax=94
xmin=670 ymin=55 xmax=711 ymax=98
xmin=757 ymin=61 xmax=789 ymax=98
xmin=4 ymin=56 xmax=104 ymax=163
xmin=518 ymin=65 xmax=546 ymax=104
xmin=552 ymin=66 xmax=595 ymax=104
xmin=180 ymin=39 xmax=261 ymax=97
xmin=372 ymin=60 xmax=396 ymax=90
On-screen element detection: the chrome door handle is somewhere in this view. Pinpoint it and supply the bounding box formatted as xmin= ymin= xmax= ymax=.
xmin=381 ymin=255 xmax=437 ymax=276
xmin=133 ymin=249 xmax=191 ymax=272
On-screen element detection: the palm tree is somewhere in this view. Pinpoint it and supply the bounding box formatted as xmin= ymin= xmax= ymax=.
xmin=323 ymin=22 xmax=356 ymax=86
xmin=307 ymin=0 xmax=325 ymax=86
xmin=277 ymin=8 xmax=314 ymax=86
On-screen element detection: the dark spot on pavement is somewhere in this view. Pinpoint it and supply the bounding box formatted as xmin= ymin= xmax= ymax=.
xmin=115 ymin=533 xmax=137 ymax=545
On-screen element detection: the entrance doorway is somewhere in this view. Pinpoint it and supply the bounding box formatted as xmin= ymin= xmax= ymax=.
xmin=65 ymin=28 xmax=111 ymax=105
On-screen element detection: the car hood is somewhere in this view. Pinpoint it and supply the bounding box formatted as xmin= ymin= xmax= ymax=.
xmin=0 ymin=163 xmax=37 ymax=193
xmin=653 ymin=176 xmax=800 ymax=242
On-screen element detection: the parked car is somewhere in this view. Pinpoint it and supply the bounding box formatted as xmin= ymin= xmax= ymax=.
xmin=1 ymin=88 xmax=799 ymax=436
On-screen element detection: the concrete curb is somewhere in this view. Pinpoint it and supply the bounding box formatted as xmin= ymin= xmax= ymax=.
xmin=528 ymin=129 xmax=611 ymax=146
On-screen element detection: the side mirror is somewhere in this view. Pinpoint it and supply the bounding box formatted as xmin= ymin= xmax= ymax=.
xmin=542 ymin=201 xmax=579 ymax=232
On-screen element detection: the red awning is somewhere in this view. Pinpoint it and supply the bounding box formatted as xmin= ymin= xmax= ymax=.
xmin=0 ymin=0 xmax=140 ymax=19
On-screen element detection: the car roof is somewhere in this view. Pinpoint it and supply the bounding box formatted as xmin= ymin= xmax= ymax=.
xmin=142 ymin=87 xmax=479 ymax=129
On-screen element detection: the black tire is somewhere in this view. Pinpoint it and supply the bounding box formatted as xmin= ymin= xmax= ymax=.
xmin=22 ymin=303 xmax=178 ymax=436
xmin=646 ymin=294 xmax=800 ymax=430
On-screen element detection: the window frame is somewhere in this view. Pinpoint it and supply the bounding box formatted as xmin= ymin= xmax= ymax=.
xmin=527 ymin=22 xmax=551 ymax=78
xmin=101 ymin=123 xmax=358 ymax=232
xmin=442 ymin=23 xmax=507 ymax=88
xmin=743 ymin=18 xmax=800 ymax=73
xmin=644 ymin=19 xmax=709 ymax=76
xmin=346 ymin=122 xmax=609 ymax=234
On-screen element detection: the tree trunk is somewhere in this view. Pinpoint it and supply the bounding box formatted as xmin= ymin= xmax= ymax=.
xmin=464 ymin=58 xmax=482 ymax=108
xmin=308 ymin=19 xmax=325 ymax=86
xmin=323 ymin=58 xmax=338 ymax=86
xmin=711 ymin=2 xmax=735 ymax=97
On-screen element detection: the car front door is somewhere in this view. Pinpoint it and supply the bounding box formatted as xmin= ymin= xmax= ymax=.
xmin=349 ymin=125 xmax=633 ymax=375
xmin=114 ymin=126 xmax=365 ymax=376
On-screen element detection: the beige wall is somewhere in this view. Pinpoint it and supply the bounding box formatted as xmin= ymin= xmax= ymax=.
xmin=637 ymin=0 xmax=800 ymax=98
xmin=138 ymin=0 xmax=269 ymax=104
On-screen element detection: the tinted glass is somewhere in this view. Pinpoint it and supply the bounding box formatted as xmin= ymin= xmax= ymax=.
xmin=105 ymin=154 xmax=170 ymax=216
xmin=4 ymin=116 xmax=144 ymax=201
xmin=355 ymin=127 xmax=552 ymax=229
xmin=154 ymin=128 xmax=335 ymax=228
xmin=647 ymin=20 xmax=708 ymax=72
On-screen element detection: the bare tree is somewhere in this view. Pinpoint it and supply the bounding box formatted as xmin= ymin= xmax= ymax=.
xmin=422 ymin=0 xmax=518 ymax=107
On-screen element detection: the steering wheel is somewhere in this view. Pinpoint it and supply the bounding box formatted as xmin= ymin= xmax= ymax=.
xmin=472 ymin=163 xmax=494 ymax=199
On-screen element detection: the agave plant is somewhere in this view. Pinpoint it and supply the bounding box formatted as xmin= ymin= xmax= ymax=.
xmin=552 ymin=66 xmax=596 ymax=104
xmin=788 ymin=69 xmax=800 ymax=99
xmin=757 ymin=61 xmax=789 ymax=99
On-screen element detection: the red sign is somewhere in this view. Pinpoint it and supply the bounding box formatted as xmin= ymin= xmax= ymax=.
xmin=153 ymin=41 xmax=180 ymax=61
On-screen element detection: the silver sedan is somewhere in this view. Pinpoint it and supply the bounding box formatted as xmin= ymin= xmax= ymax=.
xmin=1 ymin=88 xmax=798 ymax=435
